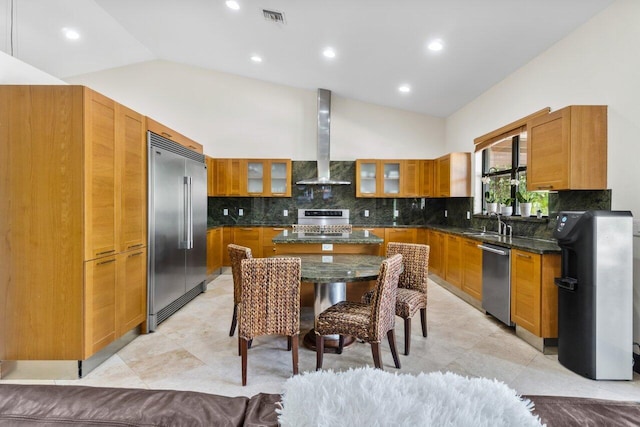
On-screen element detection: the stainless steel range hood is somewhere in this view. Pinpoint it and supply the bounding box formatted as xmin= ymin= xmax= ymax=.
xmin=296 ymin=89 xmax=351 ymax=185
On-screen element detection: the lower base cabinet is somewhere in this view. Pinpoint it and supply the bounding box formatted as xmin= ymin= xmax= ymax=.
xmin=207 ymin=228 xmax=223 ymax=275
xmin=84 ymin=247 xmax=147 ymax=357
xmin=444 ymin=234 xmax=462 ymax=288
xmin=511 ymin=249 xmax=560 ymax=338
xmin=461 ymin=238 xmax=482 ymax=300
xmin=428 ymin=231 xmax=445 ymax=277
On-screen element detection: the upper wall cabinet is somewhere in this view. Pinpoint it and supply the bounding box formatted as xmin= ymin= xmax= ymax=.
xmin=146 ymin=117 xmax=203 ymax=154
xmin=209 ymin=158 xmax=291 ymax=197
xmin=435 ymin=153 xmax=471 ymax=197
xmin=528 ymin=105 xmax=607 ymax=191
xmin=356 ymin=159 xmax=403 ymax=197
xmin=245 ymin=159 xmax=292 ymax=197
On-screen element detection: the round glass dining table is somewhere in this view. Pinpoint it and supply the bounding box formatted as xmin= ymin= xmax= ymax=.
xmin=274 ymin=253 xmax=386 ymax=352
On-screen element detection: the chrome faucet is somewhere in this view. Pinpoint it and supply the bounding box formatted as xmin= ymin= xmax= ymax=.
xmin=489 ymin=212 xmax=507 ymax=235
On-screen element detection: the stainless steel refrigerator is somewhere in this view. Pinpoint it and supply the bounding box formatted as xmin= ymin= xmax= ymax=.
xmin=147 ymin=132 xmax=207 ymax=332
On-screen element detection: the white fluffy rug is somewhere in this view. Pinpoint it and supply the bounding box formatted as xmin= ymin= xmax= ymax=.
xmin=277 ymin=368 xmax=543 ymax=427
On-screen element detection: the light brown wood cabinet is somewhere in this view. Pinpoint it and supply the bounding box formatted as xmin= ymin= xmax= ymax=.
xmin=444 ymin=234 xmax=462 ymax=288
xmin=461 ymin=238 xmax=482 ymax=300
xmin=118 ymin=248 xmax=147 ymax=337
xmin=511 ymin=249 xmax=560 ymax=337
xmin=222 ymin=227 xmax=233 ymax=266
xmin=419 ymin=160 xmax=436 ymax=197
xmin=245 ymin=159 xmax=292 ymax=197
xmin=528 ymin=105 xmax=607 ymax=191
xmin=211 ymin=158 xmax=243 ymax=196
xmin=207 ymin=227 xmax=223 ymax=275
xmin=232 ymin=227 xmax=263 ymax=257
xmin=1 ymin=85 xmax=148 ymax=363
xmin=261 ymin=227 xmax=291 ymax=257
xmin=384 ymin=227 xmax=417 ymax=244
xmin=435 ymin=152 xmax=471 ymax=197
xmin=356 ymin=159 xmax=403 ymax=197
xmin=428 ymin=230 xmax=445 ymax=277
xmin=146 ymin=117 xmax=203 ymax=153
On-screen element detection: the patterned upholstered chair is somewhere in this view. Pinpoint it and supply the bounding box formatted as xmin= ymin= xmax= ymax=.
xmin=315 ymin=253 xmax=403 ymax=370
xmin=362 ymin=242 xmax=430 ymax=355
xmin=239 ymin=257 xmax=301 ymax=386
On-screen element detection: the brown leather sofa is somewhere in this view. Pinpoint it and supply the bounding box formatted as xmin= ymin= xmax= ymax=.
xmin=0 ymin=384 xmax=280 ymax=426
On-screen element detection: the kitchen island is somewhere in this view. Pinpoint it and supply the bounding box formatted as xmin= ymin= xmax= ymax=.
xmin=272 ymin=229 xmax=384 ymax=255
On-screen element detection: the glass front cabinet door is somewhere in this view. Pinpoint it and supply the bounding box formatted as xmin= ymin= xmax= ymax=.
xmin=356 ymin=160 xmax=378 ymax=197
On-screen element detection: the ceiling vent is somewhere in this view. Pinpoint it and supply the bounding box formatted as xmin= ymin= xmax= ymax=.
xmin=262 ymin=9 xmax=286 ymax=24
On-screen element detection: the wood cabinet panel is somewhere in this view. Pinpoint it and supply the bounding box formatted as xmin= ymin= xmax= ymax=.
xmin=118 ymin=104 xmax=147 ymax=252
xmin=419 ymin=160 xmax=435 ymax=197
xmin=428 ymin=231 xmax=444 ymax=277
xmin=244 ymin=159 xmax=292 ymax=197
xmin=222 ymin=227 xmax=233 ymax=266
xmin=206 ymin=156 xmax=215 ymax=197
xmin=511 ymin=249 xmax=542 ymax=335
xmin=528 ymin=105 xmax=607 ymax=190
xmin=84 ymin=88 xmax=117 ymax=260
xmin=445 ymin=234 xmax=462 ymax=288
xmin=261 ymin=227 xmax=291 ymax=257
xmin=461 ymin=238 xmax=482 ymax=300
xmin=1 ymin=85 xmax=85 ymax=360
xmin=233 ymin=227 xmax=263 ymax=257
xmin=207 ymin=227 xmax=223 ymax=275
xmin=435 ymin=153 xmax=471 ymax=197
xmin=403 ymin=160 xmax=421 ymax=197
xmin=146 ymin=117 xmax=203 ymax=153
xmin=213 ymin=158 xmax=243 ymax=196
xmin=353 ymin=227 xmax=385 ymax=255
xmin=384 ymin=227 xmax=417 ymax=244
xmin=85 ymin=256 xmax=118 ymax=356
xmin=117 ymin=248 xmax=147 ymax=336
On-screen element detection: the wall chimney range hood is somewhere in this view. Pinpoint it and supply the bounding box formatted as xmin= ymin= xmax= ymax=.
xmin=296 ymin=89 xmax=351 ymax=185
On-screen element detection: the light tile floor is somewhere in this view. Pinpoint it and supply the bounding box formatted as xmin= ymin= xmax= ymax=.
xmin=3 ymin=272 xmax=639 ymax=401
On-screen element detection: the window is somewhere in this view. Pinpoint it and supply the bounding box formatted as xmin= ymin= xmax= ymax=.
xmin=481 ymin=131 xmax=548 ymax=216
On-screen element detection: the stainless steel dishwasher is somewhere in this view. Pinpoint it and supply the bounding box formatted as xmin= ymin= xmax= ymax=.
xmin=479 ymin=243 xmax=513 ymax=326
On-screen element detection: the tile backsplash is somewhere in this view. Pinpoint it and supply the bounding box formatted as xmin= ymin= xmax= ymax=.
xmin=208 ymin=160 xmax=611 ymax=240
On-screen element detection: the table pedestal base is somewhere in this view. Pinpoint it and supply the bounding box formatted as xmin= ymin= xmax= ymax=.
xmin=303 ymin=329 xmax=356 ymax=353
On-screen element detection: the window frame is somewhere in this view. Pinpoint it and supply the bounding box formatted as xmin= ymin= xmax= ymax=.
xmin=481 ymin=134 xmax=526 ymax=213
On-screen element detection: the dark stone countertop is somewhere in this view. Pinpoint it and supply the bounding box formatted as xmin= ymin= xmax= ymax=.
xmin=427 ymin=225 xmax=560 ymax=254
xmin=274 ymin=254 xmax=386 ymax=283
xmin=272 ymin=230 xmax=384 ymax=245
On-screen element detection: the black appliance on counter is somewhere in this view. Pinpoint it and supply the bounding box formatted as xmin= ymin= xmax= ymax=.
xmin=553 ymin=211 xmax=633 ymax=380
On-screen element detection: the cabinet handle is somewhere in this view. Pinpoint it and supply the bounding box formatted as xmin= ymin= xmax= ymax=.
xmin=127 ymin=243 xmax=144 ymax=249
xmin=272 ymin=228 xmax=285 ymax=231
xmin=97 ymin=258 xmax=116 ymax=266
xmin=188 ymin=145 xmax=197 ymax=149
xmin=96 ymin=250 xmax=115 ymax=256
xmin=516 ymin=253 xmax=532 ymax=259
xmin=536 ymin=185 xmax=553 ymax=190
xmin=240 ymin=228 xmax=253 ymax=231
xmin=128 ymin=251 xmax=144 ymax=258
xmin=161 ymin=131 xmax=173 ymax=138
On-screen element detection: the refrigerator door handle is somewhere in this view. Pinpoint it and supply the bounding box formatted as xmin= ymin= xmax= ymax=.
xmin=180 ymin=176 xmax=191 ymax=249
xmin=187 ymin=176 xmax=193 ymax=249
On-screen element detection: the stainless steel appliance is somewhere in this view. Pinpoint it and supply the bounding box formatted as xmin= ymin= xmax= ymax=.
xmin=553 ymin=210 xmax=633 ymax=380
xmin=297 ymin=209 xmax=350 ymax=226
xmin=147 ymin=132 xmax=207 ymax=332
xmin=479 ymin=243 xmax=512 ymax=326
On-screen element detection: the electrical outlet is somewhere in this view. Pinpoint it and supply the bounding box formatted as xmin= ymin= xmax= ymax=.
xmin=238 ymin=208 xmax=244 ymax=216
xmin=283 ymin=209 xmax=288 ymax=216
xmin=364 ymin=210 xmax=369 ymax=217
xmin=223 ymin=208 xmax=228 ymax=216
xmin=393 ymin=210 xmax=399 ymax=217
xmin=444 ymin=210 xmax=448 ymax=218
xmin=466 ymin=211 xmax=470 ymax=220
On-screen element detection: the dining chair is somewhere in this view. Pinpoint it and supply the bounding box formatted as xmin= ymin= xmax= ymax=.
xmin=228 ymin=244 xmax=252 ymax=355
xmin=315 ymin=253 xmax=403 ymax=370
xmin=362 ymin=242 xmax=430 ymax=355
xmin=239 ymin=257 xmax=301 ymax=386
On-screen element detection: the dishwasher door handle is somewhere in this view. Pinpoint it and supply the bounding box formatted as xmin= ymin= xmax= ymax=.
xmin=477 ymin=245 xmax=509 ymax=256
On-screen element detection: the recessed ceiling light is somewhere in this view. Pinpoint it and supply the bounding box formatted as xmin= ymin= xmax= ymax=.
xmin=322 ymin=48 xmax=336 ymax=59
xmin=398 ymin=85 xmax=411 ymax=93
xmin=250 ymin=55 xmax=263 ymax=63
xmin=62 ymin=27 xmax=80 ymax=40
xmin=226 ymin=1 xmax=240 ymax=10
xmin=428 ymin=39 xmax=444 ymax=51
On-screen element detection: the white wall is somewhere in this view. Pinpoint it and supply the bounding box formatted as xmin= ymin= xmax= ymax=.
xmin=65 ymin=61 xmax=446 ymax=160
xmin=0 ymin=51 xmax=65 ymax=84
xmin=446 ymin=0 xmax=640 ymax=352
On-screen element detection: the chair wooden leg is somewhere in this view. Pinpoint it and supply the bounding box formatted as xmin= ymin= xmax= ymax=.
xmin=229 ymin=304 xmax=238 ymax=336
xmin=287 ymin=336 xmax=292 ymax=351
xmin=387 ymin=329 xmax=401 ymax=369
xmin=291 ymin=334 xmax=299 ymax=375
xmin=420 ymin=308 xmax=427 ymax=337
xmin=315 ymin=335 xmax=324 ymax=370
xmin=371 ymin=342 xmax=382 ymax=369
xmin=337 ymin=335 xmax=345 ymax=354
xmin=241 ymin=338 xmax=249 ymax=386
xmin=404 ymin=317 xmax=411 ymax=356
